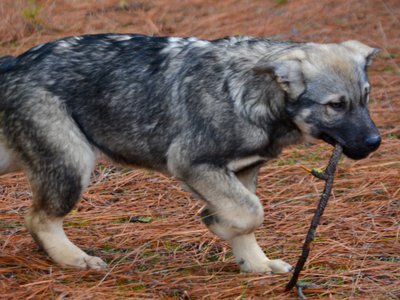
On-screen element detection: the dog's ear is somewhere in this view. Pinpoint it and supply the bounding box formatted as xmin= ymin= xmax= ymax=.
xmin=254 ymin=59 xmax=305 ymax=99
xmin=341 ymin=40 xmax=380 ymax=66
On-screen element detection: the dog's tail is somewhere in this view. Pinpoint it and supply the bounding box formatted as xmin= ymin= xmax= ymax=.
xmin=0 ymin=55 xmax=16 ymax=73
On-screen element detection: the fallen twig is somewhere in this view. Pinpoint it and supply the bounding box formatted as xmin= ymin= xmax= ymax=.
xmin=285 ymin=144 xmax=343 ymax=298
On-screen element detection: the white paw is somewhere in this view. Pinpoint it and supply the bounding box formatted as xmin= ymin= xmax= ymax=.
xmin=239 ymin=258 xmax=273 ymax=273
xmin=266 ymin=259 xmax=293 ymax=274
xmin=57 ymin=254 xmax=108 ymax=269
xmin=48 ymin=246 xmax=108 ymax=270
xmin=84 ymin=255 xmax=108 ymax=270
xmin=230 ymin=233 xmax=292 ymax=274
xmin=239 ymin=258 xmax=292 ymax=274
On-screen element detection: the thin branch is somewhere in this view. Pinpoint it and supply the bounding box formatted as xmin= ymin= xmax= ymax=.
xmin=285 ymin=144 xmax=343 ymax=297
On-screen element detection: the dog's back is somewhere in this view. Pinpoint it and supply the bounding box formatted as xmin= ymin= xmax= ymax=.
xmin=0 ymin=34 xmax=284 ymax=171
xmin=0 ymin=56 xmax=16 ymax=72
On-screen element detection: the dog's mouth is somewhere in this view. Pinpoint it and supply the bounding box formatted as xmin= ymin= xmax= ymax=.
xmin=319 ymin=133 xmax=370 ymax=160
xmin=320 ymin=133 xmax=336 ymax=147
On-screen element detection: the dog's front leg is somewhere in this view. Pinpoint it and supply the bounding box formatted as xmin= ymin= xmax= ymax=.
xmin=229 ymin=165 xmax=292 ymax=273
xmin=230 ymin=233 xmax=291 ymax=273
xmin=176 ymin=162 xmax=292 ymax=273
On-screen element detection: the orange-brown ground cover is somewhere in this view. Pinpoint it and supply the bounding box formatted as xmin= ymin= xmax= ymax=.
xmin=0 ymin=0 xmax=399 ymax=299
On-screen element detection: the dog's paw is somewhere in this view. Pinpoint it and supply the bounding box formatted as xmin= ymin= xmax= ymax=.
xmin=83 ymin=255 xmax=108 ymax=270
xmin=239 ymin=259 xmax=273 ymax=273
xmin=60 ymin=254 xmax=108 ymax=269
xmin=266 ymin=259 xmax=292 ymax=274
xmin=239 ymin=258 xmax=292 ymax=274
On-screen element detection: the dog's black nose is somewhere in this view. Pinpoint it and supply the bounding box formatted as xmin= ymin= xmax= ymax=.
xmin=365 ymin=134 xmax=381 ymax=150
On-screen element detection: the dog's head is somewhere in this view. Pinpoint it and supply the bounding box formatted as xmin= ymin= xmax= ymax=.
xmin=255 ymin=40 xmax=381 ymax=160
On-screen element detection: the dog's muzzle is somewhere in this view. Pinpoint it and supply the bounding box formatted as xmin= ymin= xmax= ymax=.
xmin=320 ymin=133 xmax=381 ymax=160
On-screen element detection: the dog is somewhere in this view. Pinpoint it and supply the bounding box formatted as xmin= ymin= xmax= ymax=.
xmin=0 ymin=34 xmax=380 ymax=273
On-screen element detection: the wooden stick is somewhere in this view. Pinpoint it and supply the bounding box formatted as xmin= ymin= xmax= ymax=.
xmin=285 ymin=144 xmax=343 ymax=297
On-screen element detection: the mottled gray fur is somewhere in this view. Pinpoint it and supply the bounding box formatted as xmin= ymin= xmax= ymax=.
xmin=0 ymin=34 xmax=380 ymax=272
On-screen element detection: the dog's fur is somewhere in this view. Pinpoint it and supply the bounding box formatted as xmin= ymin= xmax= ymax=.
xmin=0 ymin=34 xmax=380 ymax=272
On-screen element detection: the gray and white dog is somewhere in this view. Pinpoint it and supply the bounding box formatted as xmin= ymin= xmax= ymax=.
xmin=0 ymin=34 xmax=380 ymax=273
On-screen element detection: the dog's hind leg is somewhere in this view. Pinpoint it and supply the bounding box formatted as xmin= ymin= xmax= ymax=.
xmin=24 ymin=139 xmax=107 ymax=269
xmin=25 ymin=209 xmax=107 ymax=269
xmin=3 ymin=92 xmax=106 ymax=269
xmin=23 ymin=129 xmax=107 ymax=269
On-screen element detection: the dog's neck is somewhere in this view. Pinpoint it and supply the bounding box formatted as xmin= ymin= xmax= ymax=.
xmin=229 ymin=76 xmax=303 ymax=158
xmin=263 ymin=116 xmax=303 ymax=158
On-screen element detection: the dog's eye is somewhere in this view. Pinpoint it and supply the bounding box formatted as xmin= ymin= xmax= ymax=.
xmin=328 ymin=101 xmax=345 ymax=110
